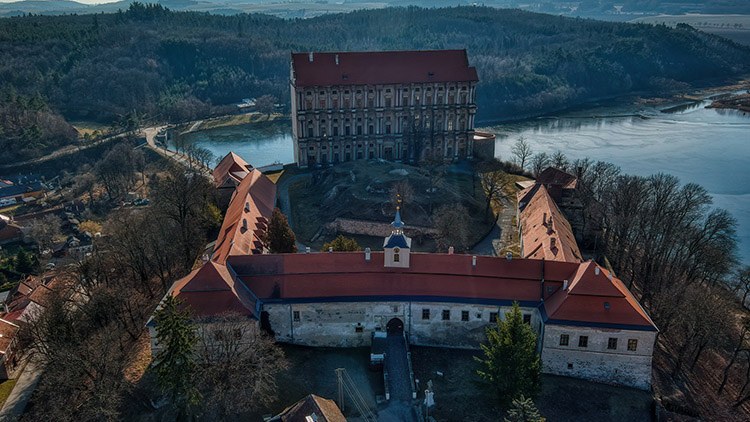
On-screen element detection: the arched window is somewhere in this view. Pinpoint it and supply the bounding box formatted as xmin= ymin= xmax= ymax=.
xmin=394 ymin=247 xmax=400 ymax=262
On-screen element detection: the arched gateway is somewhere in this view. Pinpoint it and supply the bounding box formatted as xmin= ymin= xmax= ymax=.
xmin=386 ymin=318 xmax=404 ymax=336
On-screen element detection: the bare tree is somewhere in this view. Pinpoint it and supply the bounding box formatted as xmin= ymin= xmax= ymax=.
xmin=432 ymin=204 xmax=469 ymax=252
xmin=530 ymin=152 xmax=550 ymax=177
xmin=30 ymin=214 xmax=62 ymax=253
xmin=195 ymin=313 xmax=288 ymax=420
xmin=511 ymin=136 xmax=533 ymax=170
xmin=254 ymin=95 xmax=277 ymax=116
xmin=478 ymin=160 xmax=513 ymax=219
xmin=550 ymin=150 xmax=569 ymax=171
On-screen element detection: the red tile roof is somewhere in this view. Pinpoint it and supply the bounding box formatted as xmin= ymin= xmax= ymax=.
xmin=224 ymin=252 xmax=654 ymax=330
xmin=0 ymin=319 xmax=19 ymax=354
xmin=272 ymin=394 xmax=347 ymax=422
xmin=168 ymin=260 xmax=257 ymax=318
xmin=292 ymin=50 xmax=479 ymax=87
xmin=213 ymin=152 xmax=253 ymax=188
xmin=543 ymin=261 xmax=656 ymax=329
xmin=212 ymin=169 xmax=276 ymax=264
xmin=519 ymin=185 xmax=581 ymax=263
xmin=536 ymin=167 xmax=577 ymax=189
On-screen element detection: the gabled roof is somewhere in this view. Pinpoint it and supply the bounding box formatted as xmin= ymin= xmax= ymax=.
xmin=543 ymin=261 xmax=656 ymax=331
xmin=271 ymin=394 xmax=347 ymax=422
xmin=168 ymin=260 xmax=257 ymax=318
xmin=536 ymin=167 xmax=577 ymax=189
xmin=0 ymin=319 xmax=19 ymax=355
xmin=292 ymin=50 xmax=478 ymax=87
xmin=0 ymin=182 xmax=44 ymax=199
xmin=519 ymin=185 xmax=581 ymax=263
xmin=213 ymin=152 xmax=253 ymax=188
xmin=212 ymin=169 xmax=276 ymax=264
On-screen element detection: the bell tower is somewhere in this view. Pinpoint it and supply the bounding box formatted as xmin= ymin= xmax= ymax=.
xmin=384 ymin=196 xmax=411 ymax=268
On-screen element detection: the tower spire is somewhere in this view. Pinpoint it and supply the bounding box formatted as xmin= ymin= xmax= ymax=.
xmin=392 ymin=194 xmax=404 ymax=231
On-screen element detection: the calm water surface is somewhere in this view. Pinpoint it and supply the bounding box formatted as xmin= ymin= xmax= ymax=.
xmin=185 ymin=101 xmax=750 ymax=262
xmin=485 ymin=100 xmax=750 ymax=263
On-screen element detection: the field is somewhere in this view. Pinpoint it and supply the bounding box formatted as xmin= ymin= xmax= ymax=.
xmin=195 ymin=112 xmax=284 ymax=132
xmin=631 ymin=14 xmax=750 ymax=46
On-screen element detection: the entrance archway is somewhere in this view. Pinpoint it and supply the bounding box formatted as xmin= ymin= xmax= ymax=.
xmin=386 ymin=318 xmax=404 ymax=336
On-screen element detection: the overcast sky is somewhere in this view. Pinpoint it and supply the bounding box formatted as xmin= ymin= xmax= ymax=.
xmin=0 ymin=0 xmax=123 ymax=3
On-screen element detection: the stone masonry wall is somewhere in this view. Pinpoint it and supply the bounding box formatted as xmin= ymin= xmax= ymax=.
xmin=541 ymin=324 xmax=656 ymax=390
xmin=264 ymin=301 xmax=540 ymax=349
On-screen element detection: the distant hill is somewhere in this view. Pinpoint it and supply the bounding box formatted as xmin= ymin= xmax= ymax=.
xmin=1 ymin=5 xmax=749 ymax=126
xmin=2 ymin=0 xmax=750 ymax=18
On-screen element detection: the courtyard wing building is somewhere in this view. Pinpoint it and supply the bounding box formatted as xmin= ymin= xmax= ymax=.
xmin=290 ymin=50 xmax=479 ymax=167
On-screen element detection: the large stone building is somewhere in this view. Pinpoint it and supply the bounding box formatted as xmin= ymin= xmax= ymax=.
xmin=149 ymin=153 xmax=658 ymax=391
xmin=290 ymin=50 xmax=479 ymax=168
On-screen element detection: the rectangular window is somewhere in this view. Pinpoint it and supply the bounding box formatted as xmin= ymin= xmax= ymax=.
xmin=369 ymin=125 xmax=374 ymax=134
xmin=560 ymin=334 xmax=569 ymax=346
xmin=523 ymin=314 xmax=531 ymax=324
xmin=442 ymin=310 xmax=450 ymax=321
xmin=489 ymin=312 xmax=498 ymax=323
xmin=355 ymin=326 xmax=364 ymax=333
xmin=608 ymin=338 xmax=618 ymax=350
xmin=628 ymin=339 xmax=638 ymax=351
xmin=357 ymin=126 xmax=363 ymax=135
xmin=578 ymin=336 xmax=588 ymax=348
xmin=293 ymin=311 xmax=300 ymax=322
xmin=422 ymin=309 xmax=430 ymax=320
xmin=461 ymin=311 xmax=469 ymax=322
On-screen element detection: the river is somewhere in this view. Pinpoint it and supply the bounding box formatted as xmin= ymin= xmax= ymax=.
xmin=184 ymin=98 xmax=750 ymax=263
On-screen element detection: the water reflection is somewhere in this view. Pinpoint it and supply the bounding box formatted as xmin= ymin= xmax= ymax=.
xmin=485 ymin=101 xmax=750 ymax=262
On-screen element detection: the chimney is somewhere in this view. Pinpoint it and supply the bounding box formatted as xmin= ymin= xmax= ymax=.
xmin=550 ymin=237 xmax=556 ymax=249
xmin=609 ymin=273 xmax=613 ymax=281
xmin=201 ymin=254 xmax=209 ymax=263
xmin=309 ymin=52 xmax=314 ymax=62
xmin=472 ymin=255 xmax=477 ymax=267
xmin=547 ymin=216 xmax=554 ymax=234
xmin=244 ymin=202 xmax=250 ymax=212
xmin=365 ymin=247 xmax=371 ymax=261
xmin=563 ymin=279 xmax=568 ymax=290
xmin=306 ymin=246 xmax=311 ymax=253
xmin=335 ymin=54 xmax=339 ymax=65
xmin=448 ymin=246 xmax=454 ymax=255
xmin=329 ymin=246 xmax=333 ymax=253
xmin=595 ymin=266 xmax=600 ymax=275
xmin=242 ymin=219 xmax=248 ymax=230
xmin=506 ymin=252 xmax=512 ymax=261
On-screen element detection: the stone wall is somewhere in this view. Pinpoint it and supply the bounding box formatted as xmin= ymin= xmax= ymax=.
xmin=541 ymin=324 xmax=656 ymax=390
xmin=263 ymin=301 xmax=540 ymax=349
xmin=324 ymin=218 xmax=438 ymax=238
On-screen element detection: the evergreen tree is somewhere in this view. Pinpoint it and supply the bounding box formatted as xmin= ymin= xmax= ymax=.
xmin=505 ymin=395 xmax=545 ymax=422
xmin=261 ymin=207 xmax=298 ymax=254
xmin=152 ymin=295 xmax=201 ymax=419
xmin=14 ymin=248 xmax=36 ymax=275
xmin=322 ymin=234 xmax=361 ymax=252
xmin=476 ymin=302 xmax=541 ymax=405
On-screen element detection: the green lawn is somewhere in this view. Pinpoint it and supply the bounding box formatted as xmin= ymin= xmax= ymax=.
xmin=0 ymin=379 xmax=17 ymax=408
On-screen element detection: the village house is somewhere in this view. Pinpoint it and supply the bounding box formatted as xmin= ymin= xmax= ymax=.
xmin=269 ymin=394 xmax=347 ymax=422
xmin=0 ymin=214 xmax=24 ymax=245
xmin=290 ymin=50 xmax=479 ymax=167
xmin=149 ymin=153 xmax=658 ymax=391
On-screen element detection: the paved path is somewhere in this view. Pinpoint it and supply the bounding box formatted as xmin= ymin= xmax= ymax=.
xmin=0 ymin=363 xmax=42 ymax=422
xmin=470 ymin=196 xmax=516 ymax=257
xmin=378 ymin=333 xmax=417 ymax=422
xmin=276 ymin=173 xmax=311 ymax=252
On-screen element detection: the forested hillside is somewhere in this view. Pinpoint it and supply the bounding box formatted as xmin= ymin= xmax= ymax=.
xmin=1 ymin=4 xmax=750 ymax=130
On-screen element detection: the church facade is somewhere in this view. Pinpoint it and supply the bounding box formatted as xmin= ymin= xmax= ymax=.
xmin=289 ymin=50 xmax=479 ymax=168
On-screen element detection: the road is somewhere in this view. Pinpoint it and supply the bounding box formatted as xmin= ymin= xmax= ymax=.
xmin=470 ymin=196 xmax=516 ymax=257
xmin=0 ymin=362 xmax=42 ymax=422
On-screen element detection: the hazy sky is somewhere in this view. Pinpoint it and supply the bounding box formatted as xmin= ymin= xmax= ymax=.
xmin=0 ymin=0 xmax=124 ymax=3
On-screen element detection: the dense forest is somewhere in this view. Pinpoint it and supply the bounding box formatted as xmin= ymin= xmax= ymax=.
xmin=1 ymin=4 xmax=750 ymax=160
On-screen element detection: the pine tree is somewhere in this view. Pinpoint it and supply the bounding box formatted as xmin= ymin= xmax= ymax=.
xmin=261 ymin=207 xmax=298 ymax=253
xmin=322 ymin=235 xmax=361 ymax=252
xmin=475 ymin=302 xmax=541 ymax=405
xmin=14 ymin=248 xmax=36 ymax=275
xmin=505 ymin=395 xmax=545 ymax=422
xmin=152 ymin=295 xmax=201 ymax=419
